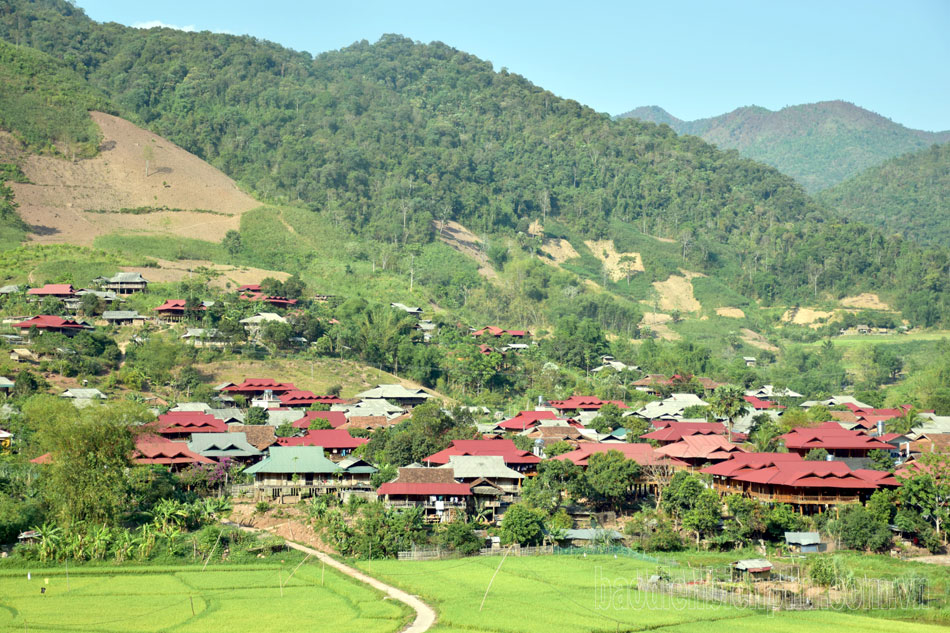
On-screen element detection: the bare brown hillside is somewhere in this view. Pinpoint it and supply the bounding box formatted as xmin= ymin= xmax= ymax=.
xmin=8 ymin=112 xmax=259 ymax=245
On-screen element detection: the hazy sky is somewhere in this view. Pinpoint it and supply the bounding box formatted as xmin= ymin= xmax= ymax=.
xmin=76 ymin=0 xmax=950 ymax=131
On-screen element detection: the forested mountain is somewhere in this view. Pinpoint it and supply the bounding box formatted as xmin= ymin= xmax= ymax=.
xmin=619 ymin=101 xmax=950 ymax=192
xmin=1 ymin=0 xmax=950 ymax=325
xmin=817 ymin=143 xmax=950 ymax=247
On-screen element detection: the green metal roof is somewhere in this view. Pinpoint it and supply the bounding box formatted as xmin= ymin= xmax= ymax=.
xmin=244 ymin=446 xmax=341 ymax=475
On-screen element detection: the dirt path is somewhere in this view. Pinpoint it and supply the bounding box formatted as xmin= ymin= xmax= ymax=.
xmin=224 ymin=520 xmax=437 ymax=633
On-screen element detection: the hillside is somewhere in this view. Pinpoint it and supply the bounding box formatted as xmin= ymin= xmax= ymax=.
xmin=1 ymin=1 xmax=950 ymax=328
xmin=817 ymin=143 xmax=950 ymax=247
xmin=619 ymin=101 xmax=950 ymax=192
xmin=5 ymin=111 xmax=260 ymax=244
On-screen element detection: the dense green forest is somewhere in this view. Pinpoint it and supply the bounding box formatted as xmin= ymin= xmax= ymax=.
xmin=0 ymin=39 xmax=110 ymax=157
xmin=818 ymin=143 xmax=950 ymax=247
xmin=1 ymin=1 xmax=950 ymax=325
xmin=620 ymin=101 xmax=950 ymax=192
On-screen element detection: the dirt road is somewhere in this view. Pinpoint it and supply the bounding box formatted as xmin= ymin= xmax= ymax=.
xmin=224 ymin=520 xmax=437 ymax=633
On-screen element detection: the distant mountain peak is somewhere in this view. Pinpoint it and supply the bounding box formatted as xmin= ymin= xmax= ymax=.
xmin=618 ymin=100 xmax=950 ymax=191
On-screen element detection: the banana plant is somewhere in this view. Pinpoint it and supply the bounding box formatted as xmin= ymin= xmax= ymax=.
xmin=35 ymin=523 xmax=63 ymax=563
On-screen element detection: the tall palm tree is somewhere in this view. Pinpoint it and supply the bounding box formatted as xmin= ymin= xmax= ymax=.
xmin=709 ymin=385 xmax=751 ymax=443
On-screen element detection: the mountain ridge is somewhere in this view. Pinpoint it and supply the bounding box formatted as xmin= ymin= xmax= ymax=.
xmin=618 ymin=100 xmax=950 ymax=191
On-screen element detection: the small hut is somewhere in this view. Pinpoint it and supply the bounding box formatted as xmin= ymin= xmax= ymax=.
xmin=732 ymin=559 xmax=773 ymax=581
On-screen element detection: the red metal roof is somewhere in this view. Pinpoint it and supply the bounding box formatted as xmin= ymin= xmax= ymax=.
xmin=703 ymin=457 xmax=886 ymax=490
xmin=780 ymin=422 xmax=893 ymax=452
xmin=292 ymin=410 xmax=347 ymax=429
xmin=12 ymin=315 xmax=89 ymax=330
xmin=655 ymin=435 xmax=747 ymax=460
xmin=278 ymin=390 xmax=345 ymax=407
xmin=156 ymin=411 xmax=228 ymax=434
xmin=743 ymin=396 xmax=785 ymax=410
xmin=221 ymin=378 xmax=297 ymax=394
xmin=425 ymin=439 xmax=540 ymax=465
xmin=27 ymin=284 xmax=75 ymax=296
xmin=239 ymin=293 xmax=298 ymax=306
xmin=552 ymin=443 xmax=663 ymax=467
xmin=376 ymin=482 xmax=472 ymax=496
xmin=497 ymin=410 xmax=558 ymax=431
xmin=237 ymin=284 xmax=262 ymax=292
xmin=134 ymin=435 xmax=214 ymax=465
xmin=702 ymin=452 xmax=804 ymax=477
xmin=276 ymin=429 xmax=368 ymax=449
xmin=472 ymin=326 xmax=527 ymax=337
xmin=547 ymin=396 xmax=628 ymax=411
xmin=640 ymin=421 xmax=726 ymax=443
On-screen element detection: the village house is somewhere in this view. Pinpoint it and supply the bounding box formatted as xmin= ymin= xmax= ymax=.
xmin=632 ymin=393 xmax=708 ymax=422
xmin=243 ymin=446 xmax=343 ymax=501
xmin=153 ymin=299 xmax=208 ymax=322
xmin=779 ymin=422 xmax=893 ymax=458
xmin=275 ymin=428 xmax=369 ymax=461
xmin=240 ymin=292 xmax=298 ymax=308
xmin=333 ymin=398 xmax=407 ymax=420
xmin=745 ymin=385 xmax=803 ymax=399
xmin=97 ymin=272 xmax=149 ymax=294
xmin=471 ymin=325 xmax=528 ymax=338
xmin=547 ymin=395 xmax=628 ymax=415
xmin=60 ymin=388 xmax=107 ymax=408
xmin=239 ymin=312 xmax=286 ymax=340
xmin=219 ymin=378 xmax=298 ymax=399
xmin=181 ymin=328 xmax=228 ymax=348
xmin=654 ymin=435 xmax=747 ymax=467
xmin=154 ymin=411 xmax=229 ymax=440
xmin=26 ymin=284 xmax=76 ymax=301
xmin=640 ymin=421 xmax=727 ymax=445
xmin=278 ymin=390 xmax=345 ymax=408
xmin=439 ymin=455 xmax=523 ymax=522
xmin=11 ymin=315 xmax=92 ymax=336
xmin=391 ymin=302 xmax=423 ymax=317
xmin=424 ymin=439 xmax=541 ymax=474
xmin=101 ymin=310 xmax=148 ymax=326
xmin=376 ymin=466 xmax=471 ymax=523
xmin=702 ymin=452 xmax=898 ymax=510
xmin=187 ymin=432 xmax=262 ymax=463
xmin=133 ymin=435 xmax=214 ymax=469
xmin=292 ymin=410 xmax=348 ymax=430
xmin=227 ymin=423 xmax=277 ymax=451
xmin=354 ymin=384 xmax=433 ymax=408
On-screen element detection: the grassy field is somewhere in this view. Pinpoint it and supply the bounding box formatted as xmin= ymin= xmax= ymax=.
xmin=820 ymin=331 xmax=950 ymax=347
xmin=193 ymin=357 xmax=450 ymax=401
xmin=0 ymin=562 xmax=409 ymax=633
xmin=358 ymin=554 xmax=949 ymax=633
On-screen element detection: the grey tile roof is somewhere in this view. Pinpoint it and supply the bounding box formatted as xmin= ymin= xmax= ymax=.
xmin=244 ymin=446 xmax=341 ymax=475
xmin=61 ymin=388 xmax=106 ymax=399
xmin=354 ymin=385 xmax=432 ymax=400
xmin=440 ymin=455 xmax=523 ymax=480
xmin=188 ymin=432 xmax=261 ymax=458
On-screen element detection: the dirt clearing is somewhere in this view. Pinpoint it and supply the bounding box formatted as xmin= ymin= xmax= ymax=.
xmin=741 ymin=328 xmax=779 ymax=352
xmin=652 ymin=274 xmax=701 ymax=313
xmin=781 ymin=307 xmax=835 ymax=326
xmin=119 ymin=259 xmax=289 ymax=289
xmin=639 ymin=312 xmax=680 ymax=341
xmin=840 ymin=293 xmax=891 ymax=310
xmin=716 ymin=307 xmax=746 ymax=318
xmin=434 ymin=220 xmax=497 ymax=279
xmin=9 ymin=112 xmax=259 ymax=245
xmin=585 ymin=239 xmax=644 ymax=282
xmin=541 ymin=238 xmax=581 ymax=264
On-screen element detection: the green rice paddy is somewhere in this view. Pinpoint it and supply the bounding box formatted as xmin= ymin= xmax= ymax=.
xmin=0 ymin=562 xmax=410 ymax=633
xmin=360 ymin=554 xmax=949 ymax=633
